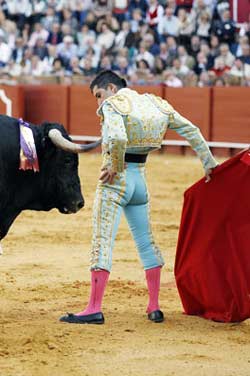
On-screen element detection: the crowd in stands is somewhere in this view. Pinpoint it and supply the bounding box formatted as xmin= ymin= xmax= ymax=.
xmin=0 ymin=0 xmax=250 ymax=87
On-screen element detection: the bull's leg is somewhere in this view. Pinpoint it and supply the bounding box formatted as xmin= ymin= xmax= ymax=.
xmin=0 ymin=209 xmax=21 ymax=240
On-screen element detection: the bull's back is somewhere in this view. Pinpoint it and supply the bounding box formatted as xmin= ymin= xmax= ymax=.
xmin=0 ymin=115 xmax=21 ymax=169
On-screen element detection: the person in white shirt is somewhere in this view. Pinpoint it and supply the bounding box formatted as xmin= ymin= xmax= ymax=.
xmin=158 ymin=7 xmax=180 ymax=38
xmin=0 ymin=35 xmax=11 ymax=66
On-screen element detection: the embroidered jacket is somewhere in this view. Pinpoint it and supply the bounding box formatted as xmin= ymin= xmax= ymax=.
xmin=97 ymin=88 xmax=218 ymax=173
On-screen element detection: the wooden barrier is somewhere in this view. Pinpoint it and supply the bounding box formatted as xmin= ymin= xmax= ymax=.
xmin=0 ymin=85 xmax=24 ymax=118
xmin=69 ymin=85 xmax=100 ymax=136
xmin=22 ymin=85 xmax=69 ymax=128
xmin=212 ymin=87 xmax=250 ymax=143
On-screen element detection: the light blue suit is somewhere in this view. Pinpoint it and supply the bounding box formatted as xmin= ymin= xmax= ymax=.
xmin=90 ymin=88 xmax=217 ymax=271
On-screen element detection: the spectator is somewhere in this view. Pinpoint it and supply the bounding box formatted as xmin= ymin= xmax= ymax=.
xmin=51 ymin=57 xmax=65 ymax=76
xmin=77 ymin=24 xmax=96 ymax=49
xmin=33 ymin=37 xmax=49 ymax=60
xmin=57 ymin=35 xmax=78 ymax=66
xmin=135 ymin=41 xmax=155 ymax=69
xmin=177 ymin=45 xmax=195 ymax=69
xmin=189 ymin=34 xmax=201 ymax=58
xmin=178 ymin=8 xmax=195 ymax=47
xmin=12 ymin=36 xmax=27 ymax=64
xmin=80 ymin=57 xmax=97 ymax=76
xmin=171 ymin=57 xmax=190 ymax=77
xmin=41 ymin=6 xmax=60 ymax=31
xmin=47 ymin=22 xmax=63 ymax=45
xmin=66 ymin=56 xmax=84 ymax=75
xmin=163 ymin=69 xmax=183 ymax=87
xmin=112 ymin=0 xmax=129 ymax=24
xmin=154 ymin=56 xmax=166 ymax=74
xmin=209 ymin=57 xmax=230 ymax=77
xmin=96 ymin=22 xmax=115 ymax=50
xmin=143 ymin=32 xmax=160 ymax=56
xmin=158 ymin=7 xmax=180 ymax=38
xmin=198 ymin=70 xmax=212 ymax=86
xmin=146 ymin=0 xmax=164 ymax=30
xmin=213 ymin=9 xmax=236 ymax=45
xmin=193 ymin=51 xmax=208 ymax=75
xmin=0 ymin=33 xmax=11 ymax=66
xmin=214 ymin=43 xmax=235 ymax=68
xmin=114 ymin=20 xmax=131 ymax=50
xmin=129 ymin=0 xmax=148 ymax=19
xmin=229 ymin=58 xmax=245 ymax=79
xmin=196 ymin=10 xmax=211 ymax=41
xmin=93 ymin=0 xmax=113 ymax=20
xmin=28 ymin=22 xmax=49 ymax=47
xmin=238 ymin=44 xmax=250 ymax=65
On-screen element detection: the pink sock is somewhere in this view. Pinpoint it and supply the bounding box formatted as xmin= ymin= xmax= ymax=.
xmin=76 ymin=270 xmax=109 ymax=316
xmin=145 ymin=266 xmax=161 ymax=314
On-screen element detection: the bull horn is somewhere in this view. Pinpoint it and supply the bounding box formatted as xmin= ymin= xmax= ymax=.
xmin=48 ymin=129 xmax=101 ymax=153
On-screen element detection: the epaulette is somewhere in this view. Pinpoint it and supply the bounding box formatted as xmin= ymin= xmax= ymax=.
xmin=147 ymin=94 xmax=174 ymax=115
xmin=105 ymin=94 xmax=132 ymax=115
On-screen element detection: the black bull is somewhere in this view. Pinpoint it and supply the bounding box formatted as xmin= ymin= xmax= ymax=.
xmin=0 ymin=115 xmax=101 ymax=241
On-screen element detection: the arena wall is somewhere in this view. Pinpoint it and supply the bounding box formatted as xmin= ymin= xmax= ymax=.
xmin=1 ymin=85 xmax=249 ymax=155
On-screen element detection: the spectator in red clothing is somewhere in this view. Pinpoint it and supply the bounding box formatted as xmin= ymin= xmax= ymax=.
xmin=146 ymin=0 xmax=164 ymax=30
xmin=210 ymin=57 xmax=230 ymax=77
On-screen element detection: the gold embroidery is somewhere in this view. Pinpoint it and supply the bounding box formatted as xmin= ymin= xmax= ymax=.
xmin=147 ymin=94 xmax=174 ymax=117
xmin=106 ymin=94 xmax=132 ymax=115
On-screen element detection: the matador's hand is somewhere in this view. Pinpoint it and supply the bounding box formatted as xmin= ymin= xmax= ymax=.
xmin=205 ymin=165 xmax=219 ymax=183
xmin=99 ymin=167 xmax=117 ymax=184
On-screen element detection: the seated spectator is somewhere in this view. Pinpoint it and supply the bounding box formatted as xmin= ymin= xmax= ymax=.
xmin=212 ymin=9 xmax=236 ymax=45
xmin=115 ymin=55 xmax=130 ymax=75
xmin=98 ymin=55 xmax=113 ymax=71
xmin=96 ymin=22 xmax=115 ymax=50
xmin=57 ymin=35 xmax=78 ymax=67
xmin=238 ymin=43 xmax=250 ymax=65
xmin=177 ymin=45 xmax=195 ymax=69
xmin=197 ymin=70 xmax=212 ymax=86
xmin=163 ymin=69 xmax=183 ymax=87
xmin=177 ymin=8 xmax=195 ymax=48
xmin=47 ymin=22 xmax=63 ymax=45
xmin=166 ymin=36 xmax=178 ymax=63
xmin=41 ymin=6 xmax=60 ymax=31
xmin=129 ymin=8 xmax=143 ymax=34
xmin=214 ymin=43 xmax=235 ymax=68
xmin=129 ymin=0 xmax=148 ymax=19
xmin=135 ymin=41 xmax=155 ymax=69
xmin=61 ymin=8 xmax=78 ymax=32
xmin=239 ymin=13 xmax=250 ymax=40
xmin=28 ymin=22 xmax=49 ymax=48
xmin=84 ymin=11 xmax=98 ymax=31
xmin=93 ymin=0 xmax=113 ymax=20
xmin=209 ymin=57 xmax=230 ymax=77
xmin=189 ymin=34 xmax=201 ymax=58
xmin=51 ymin=57 xmax=65 ymax=76
xmin=0 ymin=33 xmax=11 ymax=66
xmin=154 ymin=56 xmax=166 ymax=75
xmin=146 ymin=0 xmax=164 ymax=31
xmin=135 ymin=59 xmax=152 ymax=79
xmin=209 ymin=34 xmax=220 ymax=60
xmin=66 ymin=56 xmax=84 ymax=75
xmin=158 ymin=7 xmax=180 ymax=39
xmin=80 ymin=57 xmax=97 ymax=76
xmin=229 ymin=58 xmax=245 ymax=78
xmin=214 ymin=76 xmax=226 ymax=86
xmin=114 ymin=21 xmax=131 ymax=50
xmin=43 ymin=44 xmax=58 ymax=73
xmin=5 ymin=0 xmax=32 ymax=30
xmin=193 ymin=51 xmax=208 ymax=75
xmin=196 ymin=10 xmax=211 ymax=42
xmin=143 ymin=32 xmax=160 ymax=56
xmin=25 ymin=55 xmax=45 ymax=76
xmin=12 ymin=36 xmax=27 ymax=64
xmin=171 ymin=57 xmax=190 ymax=77
xmin=112 ymin=0 xmax=129 ymax=24
xmin=191 ymin=0 xmax=211 ymax=23
xmin=33 ymin=37 xmax=49 ymax=60
xmin=4 ymin=59 xmax=22 ymax=77
xmin=77 ymin=24 xmax=96 ymax=49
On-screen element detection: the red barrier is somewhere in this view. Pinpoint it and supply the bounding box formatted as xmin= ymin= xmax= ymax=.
xmin=164 ymin=87 xmax=211 ymax=140
xmin=69 ymin=85 xmax=100 ymax=136
xmin=22 ymin=85 xmax=69 ymax=128
xmin=212 ymin=87 xmax=250 ymax=143
xmin=0 ymin=85 xmax=24 ymax=118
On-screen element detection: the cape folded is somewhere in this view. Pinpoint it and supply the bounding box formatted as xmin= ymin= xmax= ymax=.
xmin=175 ymin=149 xmax=250 ymax=323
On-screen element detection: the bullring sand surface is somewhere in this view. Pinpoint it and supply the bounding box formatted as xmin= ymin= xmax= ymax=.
xmin=0 ymin=154 xmax=250 ymax=376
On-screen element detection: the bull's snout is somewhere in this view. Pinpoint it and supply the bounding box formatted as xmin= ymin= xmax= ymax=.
xmin=77 ymin=199 xmax=84 ymax=210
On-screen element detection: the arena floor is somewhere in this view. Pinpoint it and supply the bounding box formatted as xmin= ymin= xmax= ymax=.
xmin=1 ymin=153 xmax=250 ymax=376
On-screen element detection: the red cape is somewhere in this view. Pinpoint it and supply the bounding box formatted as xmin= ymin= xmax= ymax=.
xmin=175 ymin=149 xmax=250 ymax=322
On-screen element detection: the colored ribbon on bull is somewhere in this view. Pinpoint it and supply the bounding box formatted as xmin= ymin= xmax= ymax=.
xmin=19 ymin=118 xmax=39 ymax=172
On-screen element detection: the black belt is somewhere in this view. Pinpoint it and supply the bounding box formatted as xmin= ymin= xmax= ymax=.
xmin=125 ymin=153 xmax=148 ymax=163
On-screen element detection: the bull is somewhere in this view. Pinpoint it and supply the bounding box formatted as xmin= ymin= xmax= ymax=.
xmin=0 ymin=114 xmax=100 ymax=249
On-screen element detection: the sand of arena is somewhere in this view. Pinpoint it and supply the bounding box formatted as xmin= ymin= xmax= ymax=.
xmin=0 ymin=153 xmax=250 ymax=376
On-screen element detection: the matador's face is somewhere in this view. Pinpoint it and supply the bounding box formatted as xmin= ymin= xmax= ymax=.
xmin=92 ymin=84 xmax=118 ymax=107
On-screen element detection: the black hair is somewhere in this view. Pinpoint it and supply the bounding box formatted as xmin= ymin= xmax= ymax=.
xmin=90 ymin=70 xmax=127 ymax=92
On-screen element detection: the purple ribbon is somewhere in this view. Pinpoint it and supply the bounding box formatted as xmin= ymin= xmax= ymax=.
xmin=19 ymin=118 xmax=35 ymax=163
